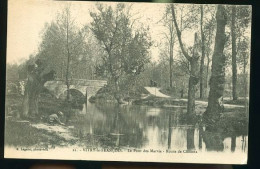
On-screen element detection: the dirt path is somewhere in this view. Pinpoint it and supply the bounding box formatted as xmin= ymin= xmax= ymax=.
xmin=144 ymin=87 xmax=170 ymax=98
xmin=177 ymin=98 xmax=245 ymax=108
xmin=31 ymin=123 xmax=77 ymax=141
xmin=144 ymin=87 xmax=244 ymax=108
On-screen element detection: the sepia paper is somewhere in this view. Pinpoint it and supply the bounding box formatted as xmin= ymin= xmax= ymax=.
xmin=5 ymin=0 xmax=251 ymax=164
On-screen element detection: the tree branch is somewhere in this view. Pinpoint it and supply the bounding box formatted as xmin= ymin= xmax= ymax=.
xmin=171 ymin=4 xmax=191 ymax=61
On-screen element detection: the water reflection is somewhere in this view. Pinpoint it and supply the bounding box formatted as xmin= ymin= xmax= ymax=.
xmin=231 ymin=136 xmax=236 ymax=152
xmin=67 ymin=102 xmax=247 ymax=154
xmin=198 ymin=126 xmax=203 ymax=149
xmin=187 ymin=128 xmax=195 ymax=150
xmin=167 ymin=112 xmax=172 ymax=149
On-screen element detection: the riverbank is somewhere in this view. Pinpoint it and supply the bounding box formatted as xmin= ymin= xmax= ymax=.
xmin=5 ymin=87 xmax=248 ymax=149
xmin=133 ymin=95 xmax=246 ymax=111
xmin=5 ymin=92 xmax=116 ymax=148
xmin=5 ymin=119 xmax=76 ymax=148
xmin=91 ymin=86 xmax=247 ymax=109
xmin=90 ymin=87 xmax=248 ymax=141
xmin=5 ymin=92 xmax=76 ymax=148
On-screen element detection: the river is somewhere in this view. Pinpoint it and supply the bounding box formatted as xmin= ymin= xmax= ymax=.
xmin=66 ymin=102 xmax=247 ymax=154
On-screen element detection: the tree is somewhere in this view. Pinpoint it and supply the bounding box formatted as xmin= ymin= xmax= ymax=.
xmin=38 ymin=6 xmax=90 ymax=100
xmin=203 ymin=5 xmax=227 ymax=128
xmin=22 ymin=59 xmax=55 ymax=117
xmin=159 ymin=5 xmax=176 ymax=89
xmin=6 ymin=64 xmax=19 ymax=82
xmin=171 ymin=4 xmax=200 ymax=114
xmin=199 ymin=5 xmax=206 ymax=99
xmin=90 ymin=3 xmax=151 ymax=103
xmin=231 ymin=6 xmax=238 ymax=100
xmin=237 ymin=37 xmax=250 ymax=104
xmin=64 ymin=7 xmax=72 ymax=100
xmin=58 ymin=6 xmax=88 ymax=100
xmin=227 ymin=5 xmax=251 ymax=100
xmin=204 ymin=16 xmax=215 ymax=91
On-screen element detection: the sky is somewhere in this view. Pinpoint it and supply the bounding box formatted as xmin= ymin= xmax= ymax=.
xmin=7 ymin=0 xmax=91 ymax=64
xmin=6 ymin=0 xmax=159 ymax=64
xmin=6 ymin=0 xmax=251 ymax=67
xmin=6 ymin=0 xmax=199 ymax=64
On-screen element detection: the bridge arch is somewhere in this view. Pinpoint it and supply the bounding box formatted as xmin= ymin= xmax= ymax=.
xmin=44 ymin=79 xmax=107 ymax=100
xmin=59 ymin=88 xmax=86 ymax=102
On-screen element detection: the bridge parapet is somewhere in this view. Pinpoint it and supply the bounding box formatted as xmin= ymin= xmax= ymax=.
xmin=53 ymin=79 xmax=107 ymax=87
xmin=44 ymin=79 xmax=107 ymax=99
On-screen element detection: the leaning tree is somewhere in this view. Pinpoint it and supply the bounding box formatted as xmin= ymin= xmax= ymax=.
xmin=22 ymin=59 xmax=55 ymax=118
xmin=171 ymin=4 xmax=200 ymax=114
xmin=203 ymin=5 xmax=227 ymax=129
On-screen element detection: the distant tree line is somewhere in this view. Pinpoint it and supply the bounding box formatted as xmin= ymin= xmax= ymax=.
xmin=6 ymin=3 xmax=251 ymax=120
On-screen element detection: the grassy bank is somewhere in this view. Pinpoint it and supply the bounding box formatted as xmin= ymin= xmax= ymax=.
xmin=5 ymin=91 xmax=111 ymax=148
xmin=5 ymin=86 xmax=248 ymax=149
xmin=5 ymin=119 xmax=70 ymax=147
xmin=89 ymin=84 xmax=150 ymax=103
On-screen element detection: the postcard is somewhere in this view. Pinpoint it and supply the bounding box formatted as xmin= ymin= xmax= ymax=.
xmin=5 ymin=0 xmax=251 ymax=164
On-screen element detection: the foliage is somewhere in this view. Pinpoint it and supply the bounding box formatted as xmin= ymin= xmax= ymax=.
xmin=32 ymin=7 xmax=101 ymax=81
xmin=90 ymin=3 xmax=152 ymax=101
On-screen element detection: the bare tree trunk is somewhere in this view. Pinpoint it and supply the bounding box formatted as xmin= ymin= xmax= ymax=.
xmin=65 ymin=55 xmax=71 ymax=101
xmin=231 ymin=6 xmax=238 ymax=101
xmin=23 ymin=74 xmax=41 ymax=117
xmin=171 ymin=5 xmax=200 ymax=114
xmin=22 ymin=63 xmax=55 ymax=118
xmin=200 ymin=5 xmax=205 ymax=99
xmin=61 ymin=61 xmax=64 ymax=79
xmin=113 ymin=77 xmax=124 ymax=104
xmin=169 ymin=21 xmax=174 ymax=89
xmin=24 ymin=86 xmax=41 ymax=118
xmin=169 ymin=40 xmax=173 ymax=89
xmin=65 ymin=9 xmax=71 ymax=101
xmin=205 ymin=27 xmax=213 ymax=91
xmin=203 ymin=5 xmax=227 ymax=128
xmin=243 ymin=55 xmax=248 ymax=107
xmin=28 ymin=87 xmax=40 ymax=116
xmin=22 ymin=79 xmax=30 ymax=117
xmin=107 ymin=51 xmax=124 ymax=104
xmin=187 ymin=56 xmax=200 ymax=114
xmin=202 ymin=7 xmax=227 ymax=150
xmin=206 ymin=55 xmax=210 ymax=89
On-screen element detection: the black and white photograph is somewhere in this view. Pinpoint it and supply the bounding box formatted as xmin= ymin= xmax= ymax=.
xmin=4 ymin=0 xmax=251 ymax=164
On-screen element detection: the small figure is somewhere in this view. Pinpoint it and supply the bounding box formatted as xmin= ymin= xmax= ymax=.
xmin=150 ymin=79 xmax=153 ymax=87
xmin=180 ymin=89 xmax=184 ymax=98
xmin=153 ymin=81 xmax=157 ymax=87
xmin=48 ymin=111 xmax=65 ymax=125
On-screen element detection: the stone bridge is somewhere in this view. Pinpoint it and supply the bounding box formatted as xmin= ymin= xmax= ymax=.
xmin=44 ymin=79 xmax=107 ymax=100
